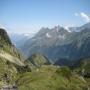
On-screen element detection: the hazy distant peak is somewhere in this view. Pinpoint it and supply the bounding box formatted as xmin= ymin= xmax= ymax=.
xmin=53 ymin=25 xmax=63 ymax=32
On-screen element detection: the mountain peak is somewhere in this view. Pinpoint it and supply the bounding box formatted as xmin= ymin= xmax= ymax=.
xmin=0 ymin=28 xmax=12 ymax=45
xmin=53 ymin=25 xmax=63 ymax=32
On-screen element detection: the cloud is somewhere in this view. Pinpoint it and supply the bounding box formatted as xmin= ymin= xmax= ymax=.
xmin=75 ymin=12 xmax=90 ymax=22
xmin=80 ymin=12 xmax=90 ymax=22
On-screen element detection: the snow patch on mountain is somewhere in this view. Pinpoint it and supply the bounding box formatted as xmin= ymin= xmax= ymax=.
xmin=46 ymin=33 xmax=52 ymax=38
xmin=64 ymin=26 xmax=72 ymax=32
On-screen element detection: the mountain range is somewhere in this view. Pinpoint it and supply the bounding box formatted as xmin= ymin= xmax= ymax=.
xmin=14 ymin=22 xmax=90 ymax=66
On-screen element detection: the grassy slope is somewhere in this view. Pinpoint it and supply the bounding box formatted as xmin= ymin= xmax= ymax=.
xmin=17 ymin=65 xmax=88 ymax=90
xmin=0 ymin=58 xmax=18 ymax=88
xmin=28 ymin=53 xmax=50 ymax=67
xmin=73 ymin=58 xmax=90 ymax=89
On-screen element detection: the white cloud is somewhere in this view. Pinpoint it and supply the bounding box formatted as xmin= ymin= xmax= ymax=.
xmin=75 ymin=12 xmax=90 ymax=22
xmin=80 ymin=12 xmax=90 ymax=22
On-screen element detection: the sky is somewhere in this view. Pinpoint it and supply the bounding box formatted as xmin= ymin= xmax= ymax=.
xmin=0 ymin=0 xmax=90 ymax=33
